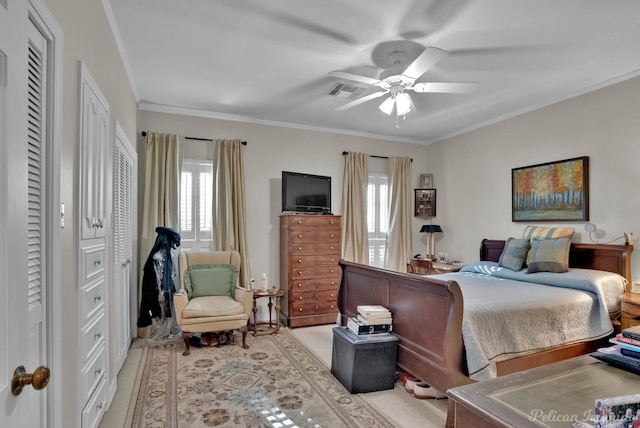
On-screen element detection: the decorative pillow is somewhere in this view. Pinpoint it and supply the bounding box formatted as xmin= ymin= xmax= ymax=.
xmin=184 ymin=264 xmax=238 ymax=299
xmin=498 ymin=238 xmax=530 ymax=271
xmin=527 ymin=237 xmax=571 ymax=273
xmin=522 ymin=225 xmax=574 ymax=265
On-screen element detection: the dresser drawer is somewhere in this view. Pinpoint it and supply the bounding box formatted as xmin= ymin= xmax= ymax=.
xmin=81 ymin=344 xmax=106 ymax=403
xmin=283 ymin=215 xmax=341 ymax=229
xmin=290 ymin=300 xmax=338 ymax=315
xmin=288 ymin=279 xmax=340 ymax=294
xmin=80 ymin=278 xmax=106 ymax=326
xmin=82 ymin=377 xmax=106 ymax=428
xmin=290 ymin=242 xmax=340 ymax=256
xmin=81 ymin=312 xmax=106 ymax=362
xmin=290 ymin=254 xmax=340 ymax=267
xmin=290 ymin=289 xmax=338 ymax=304
xmin=81 ymin=245 xmax=106 ymax=283
xmin=289 ymin=266 xmax=340 ymax=280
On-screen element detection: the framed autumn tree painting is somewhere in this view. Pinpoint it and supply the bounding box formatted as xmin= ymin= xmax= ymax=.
xmin=512 ymin=156 xmax=589 ymax=222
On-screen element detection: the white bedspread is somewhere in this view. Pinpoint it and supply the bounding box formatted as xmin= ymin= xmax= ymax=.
xmin=437 ymin=262 xmax=626 ymax=381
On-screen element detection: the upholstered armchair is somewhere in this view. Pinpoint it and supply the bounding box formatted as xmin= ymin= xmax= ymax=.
xmin=174 ymin=250 xmax=252 ymax=355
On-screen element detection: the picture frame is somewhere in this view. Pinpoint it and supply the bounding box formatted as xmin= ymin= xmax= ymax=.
xmin=420 ymin=174 xmax=433 ymax=188
xmin=512 ymin=156 xmax=589 ymax=222
xmin=414 ymin=189 xmax=436 ymax=217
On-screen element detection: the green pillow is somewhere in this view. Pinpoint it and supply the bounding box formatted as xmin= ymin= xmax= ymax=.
xmin=184 ymin=264 xmax=238 ymax=298
xmin=527 ymin=237 xmax=571 ymax=273
xmin=498 ymin=237 xmax=530 ymax=271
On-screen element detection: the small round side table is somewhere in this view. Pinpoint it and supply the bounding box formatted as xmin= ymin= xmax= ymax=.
xmin=250 ymin=289 xmax=286 ymax=336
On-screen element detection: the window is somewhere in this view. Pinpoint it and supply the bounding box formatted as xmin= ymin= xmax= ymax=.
xmin=180 ymin=160 xmax=213 ymax=251
xmin=368 ymin=173 xmax=388 ymax=267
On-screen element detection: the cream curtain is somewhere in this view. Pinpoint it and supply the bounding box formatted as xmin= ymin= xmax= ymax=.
xmin=385 ymin=156 xmax=412 ymax=271
xmin=341 ymin=152 xmax=369 ymax=263
xmin=212 ymin=139 xmax=251 ymax=287
xmin=140 ymin=132 xmax=185 ymax=272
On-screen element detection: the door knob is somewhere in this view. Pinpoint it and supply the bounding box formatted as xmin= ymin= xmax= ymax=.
xmin=12 ymin=365 xmax=50 ymax=396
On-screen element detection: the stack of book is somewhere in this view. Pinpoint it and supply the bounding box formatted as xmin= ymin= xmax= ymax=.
xmin=592 ymin=325 xmax=640 ymax=375
xmin=613 ymin=325 xmax=640 ymax=359
xmin=347 ymin=305 xmax=393 ymax=335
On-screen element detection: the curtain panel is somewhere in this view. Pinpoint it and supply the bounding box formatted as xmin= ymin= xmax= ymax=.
xmin=341 ymin=152 xmax=369 ymax=264
xmin=212 ymin=139 xmax=251 ymax=287
xmin=385 ymin=156 xmax=412 ymax=271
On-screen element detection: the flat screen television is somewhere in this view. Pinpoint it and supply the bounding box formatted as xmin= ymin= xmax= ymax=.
xmin=281 ymin=171 xmax=331 ymax=214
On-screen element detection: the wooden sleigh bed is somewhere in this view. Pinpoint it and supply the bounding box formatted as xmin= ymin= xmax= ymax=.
xmin=336 ymin=239 xmax=633 ymax=394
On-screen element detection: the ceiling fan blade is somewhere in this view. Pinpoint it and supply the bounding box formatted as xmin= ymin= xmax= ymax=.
xmin=403 ymin=47 xmax=448 ymax=80
xmin=411 ymin=82 xmax=479 ymax=93
xmin=329 ymin=70 xmax=381 ymax=87
xmin=335 ymin=91 xmax=388 ymax=111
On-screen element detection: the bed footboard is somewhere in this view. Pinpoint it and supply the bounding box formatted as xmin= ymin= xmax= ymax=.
xmin=337 ymin=260 xmax=473 ymax=392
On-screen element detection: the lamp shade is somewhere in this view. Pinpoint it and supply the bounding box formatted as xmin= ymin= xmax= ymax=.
xmin=420 ymin=225 xmax=442 ymax=233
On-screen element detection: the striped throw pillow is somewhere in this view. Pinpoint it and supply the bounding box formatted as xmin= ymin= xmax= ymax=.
xmin=522 ymin=226 xmax=574 ymax=265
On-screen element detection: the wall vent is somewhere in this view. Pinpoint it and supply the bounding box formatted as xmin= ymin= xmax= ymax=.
xmin=327 ymin=82 xmax=366 ymax=99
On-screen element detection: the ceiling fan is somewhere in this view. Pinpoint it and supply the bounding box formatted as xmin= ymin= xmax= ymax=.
xmin=329 ymin=47 xmax=478 ymax=118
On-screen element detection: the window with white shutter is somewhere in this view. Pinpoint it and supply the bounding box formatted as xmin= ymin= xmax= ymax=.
xmin=368 ymin=173 xmax=388 ymax=267
xmin=180 ymin=160 xmax=213 ymax=251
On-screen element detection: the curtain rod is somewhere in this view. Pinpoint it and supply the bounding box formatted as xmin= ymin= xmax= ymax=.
xmin=141 ymin=131 xmax=246 ymax=145
xmin=342 ymin=151 xmax=412 ymax=162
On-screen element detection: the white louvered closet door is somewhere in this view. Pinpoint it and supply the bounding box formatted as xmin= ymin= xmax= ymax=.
xmin=1 ymin=4 xmax=53 ymax=426
xmin=113 ymin=123 xmax=137 ymax=374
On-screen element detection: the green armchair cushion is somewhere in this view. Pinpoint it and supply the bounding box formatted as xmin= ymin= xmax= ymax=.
xmin=184 ymin=264 xmax=238 ymax=298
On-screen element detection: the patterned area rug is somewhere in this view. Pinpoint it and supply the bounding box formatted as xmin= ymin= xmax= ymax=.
xmin=125 ymin=329 xmax=395 ymax=427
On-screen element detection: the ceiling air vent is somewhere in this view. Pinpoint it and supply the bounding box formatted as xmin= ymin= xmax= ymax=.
xmin=327 ymin=82 xmax=366 ymax=100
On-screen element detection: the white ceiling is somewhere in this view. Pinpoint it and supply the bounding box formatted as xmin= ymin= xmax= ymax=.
xmin=105 ymin=0 xmax=640 ymax=145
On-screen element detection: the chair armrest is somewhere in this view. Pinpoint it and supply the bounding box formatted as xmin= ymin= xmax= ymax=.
xmin=234 ymin=287 xmax=253 ymax=318
xmin=173 ymin=291 xmax=189 ymax=324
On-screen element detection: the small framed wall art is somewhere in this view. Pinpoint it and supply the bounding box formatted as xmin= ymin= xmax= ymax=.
xmin=420 ymin=174 xmax=433 ymax=188
xmin=415 ymin=189 xmax=436 ymax=217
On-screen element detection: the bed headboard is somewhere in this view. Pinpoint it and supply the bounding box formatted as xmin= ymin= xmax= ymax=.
xmin=480 ymin=239 xmax=633 ymax=288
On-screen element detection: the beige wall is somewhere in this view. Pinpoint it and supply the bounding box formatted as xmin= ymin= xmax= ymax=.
xmin=141 ymin=73 xmax=640 ymax=290
xmin=139 ymin=109 xmax=431 ymax=286
xmin=44 ymin=0 xmax=138 ymax=425
xmin=426 ymin=75 xmax=640 ymax=281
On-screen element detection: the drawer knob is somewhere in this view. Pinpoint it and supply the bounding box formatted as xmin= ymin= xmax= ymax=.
xmin=94 ymin=332 xmax=102 ymax=340
xmin=330 ymin=234 xmax=334 ymax=238
xmin=94 ymin=296 xmax=101 ymax=302
xmin=298 ymin=271 xmax=302 ymax=275
xmin=96 ymin=403 xmax=103 ymax=411
xmin=298 ymin=234 xmax=303 ymax=238
xmin=330 ymin=221 xmax=334 ymax=224
xmin=330 ymin=305 xmax=335 ymax=309
xmin=297 ymin=220 xmax=302 ymax=224
xmin=298 ymin=247 xmax=302 ymax=251
xmin=299 ymin=308 xmax=303 ymax=312
xmin=297 ymin=283 xmax=302 ymax=288
xmin=299 ymin=296 xmax=303 ymax=300
xmin=330 ymin=246 xmax=334 ymax=250
xmin=94 ymin=260 xmax=101 ymax=266
xmin=95 ymin=369 xmax=102 ymax=376
xmin=330 ymin=293 xmax=335 ymax=298
xmin=297 ymin=259 xmax=302 ymax=263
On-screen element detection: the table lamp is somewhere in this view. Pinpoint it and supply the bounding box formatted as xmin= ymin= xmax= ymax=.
xmin=420 ymin=224 xmax=442 ymax=260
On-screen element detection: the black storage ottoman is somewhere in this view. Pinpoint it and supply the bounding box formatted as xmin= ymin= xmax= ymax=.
xmin=331 ymin=326 xmax=399 ymax=393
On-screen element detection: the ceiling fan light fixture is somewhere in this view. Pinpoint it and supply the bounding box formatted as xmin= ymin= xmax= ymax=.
xmin=379 ymin=97 xmax=395 ymax=115
xmin=396 ymin=93 xmax=411 ymax=116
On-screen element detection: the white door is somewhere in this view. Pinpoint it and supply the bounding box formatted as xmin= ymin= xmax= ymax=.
xmin=0 ymin=1 xmax=60 ymax=427
xmin=113 ymin=122 xmax=137 ymax=374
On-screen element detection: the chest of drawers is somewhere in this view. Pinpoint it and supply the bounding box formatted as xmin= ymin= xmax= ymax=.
xmin=280 ymin=215 xmax=341 ymax=327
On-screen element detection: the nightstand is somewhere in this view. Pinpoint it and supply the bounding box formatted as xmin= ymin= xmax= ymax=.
xmin=618 ymin=292 xmax=640 ymax=330
xmin=407 ymin=259 xmax=462 ymax=275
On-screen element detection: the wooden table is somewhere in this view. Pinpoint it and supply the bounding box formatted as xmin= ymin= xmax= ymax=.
xmin=250 ymin=289 xmax=285 ymax=336
xmin=446 ymin=355 xmax=640 ymax=428
xmin=618 ymin=292 xmax=640 ymax=330
xmin=407 ymin=258 xmax=463 ymax=275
